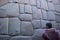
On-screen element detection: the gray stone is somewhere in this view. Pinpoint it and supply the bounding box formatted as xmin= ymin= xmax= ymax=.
xmin=19 ymin=14 xmax=32 ymax=21
xmin=0 ymin=0 xmax=8 ymax=7
xmin=0 ymin=3 xmax=19 ymax=17
xmin=47 ymin=11 xmax=55 ymax=21
xmin=42 ymin=10 xmax=47 ymax=20
xmin=20 ymin=21 xmax=33 ymax=36
xmin=20 ymin=4 xmax=24 ymax=14
xmin=36 ymin=0 xmax=41 ymax=8
xmin=32 ymin=6 xmax=42 ymax=19
xmin=32 ymin=29 xmax=45 ymax=40
xmin=25 ymin=5 xmax=32 ymax=14
xmin=10 ymin=36 xmax=32 ymax=40
xmin=47 ymin=0 xmax=52 ymax=2
xmin=32 ymin=20 xmax=41 ymax=29
xmin=8 ymin=18 xmax=20 ymax=35
xmin=30 ymin=0 xmax=36 ymax=6
xmin=40 ymin=0 xmax=48 ymax=10
xmin=53 ymin=0 xmax=59 ymax=5
xmin=8 ymin=0 xmax=18 ymax=3
xmin=0 ymin=18 xmax=8 ymax=34
xmin=0 ymin=35 xmax=10 ymax=40
xmin=48 ymin=2 xmax=55 ymax=11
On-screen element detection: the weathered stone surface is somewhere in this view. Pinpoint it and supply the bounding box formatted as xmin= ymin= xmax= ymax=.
xmin=10 ymin=36 xmax=32 ymax=40
xmin=42 ymin=10 xmax=47 ymax=20
xmin=0 ymin=18 xmax=8 ymax=34
xmin=32 ymin=6 xmax=42 ymax=19
xmin=0 ymin=3 xmax=19 ymax=17
xmin=47 ymin=0 xmax=52 ymax=2
xmin=47 ymin=11 xmax=55 ymax=21
xmin=25 ymin=5 xmax=32 ymax=14
xmin=20 ymin=4 xmax=24 ymax=14
xmin=40 ymin=0 xmax=48 ymax=10
xmin=36 ymin=0 xmax=41 ymax=8
xmin=53 ymin=0 xmax=59 ymax=5
xmin=32 ymin=29 xmax=45 ymax=40
xmin=30 ymin=0 xmax=36 ymax=5
xmin=48 ymin=2 xmax=55 ymax=11
xmin=20 ymin=21 xmax=33 ymax=36
xmin=8 ymin=18 xmax=20 ymax=36
xmin=19 ymin=14 xmax=32 ymax=21
xmin=0 ymin=0 xmax=8 ymax=7
xmin=32 ymin=20 xmax=41 ymax=29
xmin=0 ymin=35 xmax=10 ymax=40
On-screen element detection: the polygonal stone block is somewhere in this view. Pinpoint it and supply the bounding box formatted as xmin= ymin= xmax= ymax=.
xmin=0 ymin=35 xmax=10 ymax=40
xmin=36 ymin=0 xmax=41 ymax=8
xmin=42 ymin=10 xmax=47 ymax=20
xmin=53 ymin=0 xmax=59 ymax=5
xmin=32 ymin=6 xmax=42 ymax=19
xmin=10 ymin=36 xmax=32 ymax=40
xmin=20 ymin=21 xmax=33 ymax=36
xmin=54 ymin=5 xmax=60 ymax=12
xmin=0 ymin=18 xmax=8 ymax=34
xmin=25 ymin=5 xmax=32 ymax=14
xmin=0 ymin=0 xmax=8 ymax=7
xmin=41 ymin=20 xmax=50 ymax=28
xmin=8 ymin=18 xmax=20 ymax=36
xmin=30 ymin=0 xmax=36 ymax=5
xmin=8 ymin=0 xmax=18 ymax=3
xmin=40 ymin=0 xmax=48 ymax=10
xmin=0 ymin=3 xmax=19 ymax=17
xmin=32 ymin=29 xmax=45 ymax=40
xmin=48 ymin=2 xmax=55 ymax=11
xmin=55 ymin=14 xmax=60 ymax=23
xmin=32 ymin=20 xmax=41 ymax=29
xmin=20 ymin=4 xmax=24 ymax=14
xmin=19 ymin=14 xmax=32 ymax=21
xmin=47 ymin=11 xmax=55 ymax=21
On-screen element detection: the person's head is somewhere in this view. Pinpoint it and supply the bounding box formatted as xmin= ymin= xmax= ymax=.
xmin=46 ymin=23 xmax=52 ymax=29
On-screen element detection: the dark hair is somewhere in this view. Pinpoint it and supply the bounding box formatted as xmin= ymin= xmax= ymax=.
xmin=46 ymin=23 xmax=52 ymax=28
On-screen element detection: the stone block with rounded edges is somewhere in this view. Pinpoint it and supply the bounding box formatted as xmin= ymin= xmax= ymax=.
xmin=0 ymin=35 xmax=10 ymax=40
xmin=40 ymin=0 xmax=48 ymax=10
xmin=8 ymin=18 xmax=20 ymax=35
xmin=30 ymin=0 xmax=36 ymax=5
xmin=32 ymin=20 xmax=41 ymax=29
xmin=25 ymin=5 xmax=32 ymax=14
xmin=0 ymin=0 xmax=8 ymax=7
xmin=10 ymin=36 xmax=32 ymax=40
xmin=20 ymin=4 xmax=24 ymax=14
xmin=32 ymin=29 xmax=45 ymax=40
xmin=0 ymin=3 xmax=19 ymax=17
xmin=47 ymin=11 xmax=55 ymax=21
xmin=0 ymin=18 xmax=8 ymax=34
xmin=32 ymin=6 xmax=42 ymax=19
xmin=19 ymin=14 xmax=32 ymax=21
xmin=20 ymin=21 xmax=33 ymax=36
xmin=53 ymin=0 xmax=59 ymax=5
xmin=42 ymin=10 xmax=47 ymax=20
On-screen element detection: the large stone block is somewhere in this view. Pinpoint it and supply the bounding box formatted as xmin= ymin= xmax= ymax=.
xmin=48 ymin=2 xmax=55 ymax=11
xmin=55 ymin=14 xmax=60 ymax=23
xmin=25 ymin=5 xmax=32 ymax=14
xmin=20 ymin=4 xmax=24 ymax=14
xmin=42 ymin=10 xmax=47 ymax=20
xmin=32 ymin=29 xmax=45 ymax=40
xmin=0 ymin=0 xmax=8 ymax=7
xmin=32 ymin=6 xmax=42 ymax=19
xmin=10 ymin=36 xmax=32 ymax=40
xmin=8 ymin=18 xmax=20 ymax=36
xmin=40 ymin=0 xmax=48 ymax=10
xmin=47 ymin=11 xmax=55 ymax=21
xmin=19 ymin=14 xmax=32 ymax=21
xmin=0 ymin=18 xmax=8 ymax=34
xmin=47 ymin=0 xmax=52 ymax=2
xmin=0 ymin=3 xmax=19 ymax=17
xmin=53 ymin=0 xmax=59 ymax=5
xmin=32 ymin=20 xmax=41 ymax=29
xmin=36 ymin=0 xmax=41 ymax=8
xmin=30 ymin=0 xmax=36 ymax=6
xmin=8 ymin=0 xmax=18 ymax=3
xmin=0 ymin=35 xmax=10 ymax=40
xmin=20 ymin=21 xmax=33 ymax=36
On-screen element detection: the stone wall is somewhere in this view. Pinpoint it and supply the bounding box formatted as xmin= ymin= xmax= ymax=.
xmin=0 ymin=0 xmax=60 ymax=40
